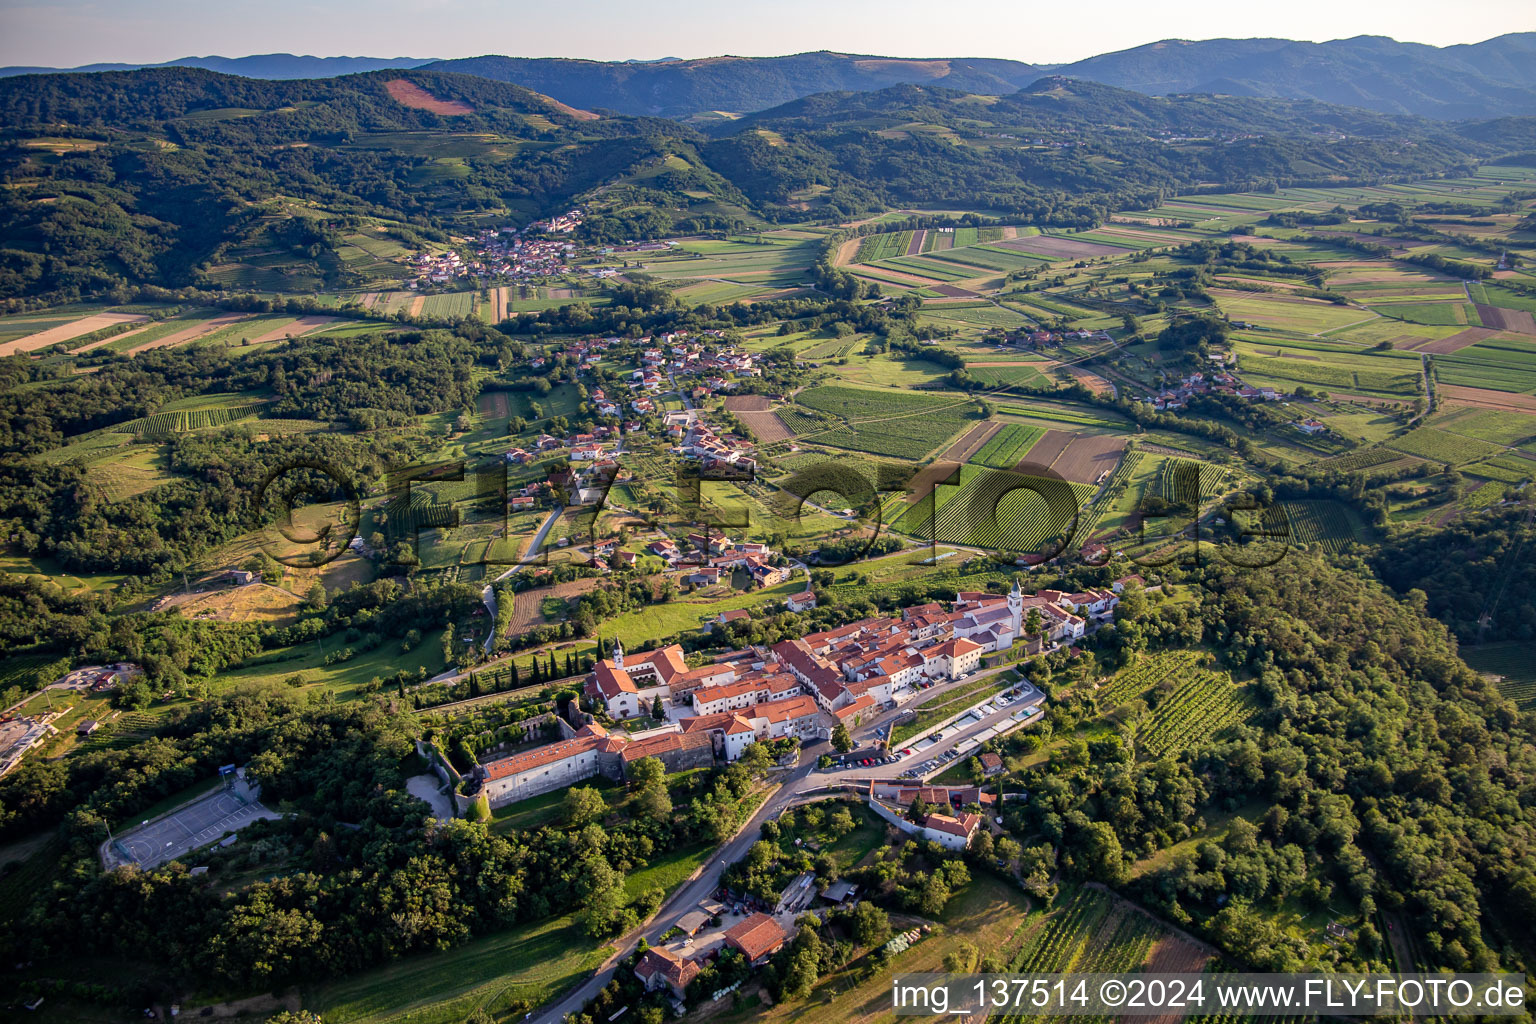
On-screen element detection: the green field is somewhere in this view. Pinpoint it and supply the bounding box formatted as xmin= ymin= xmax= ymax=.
xmin=972 ymin=423 xmax=1046 ymax=469
xmin=1461 ymin=642 xmax=1536 ymax=711
xmin=304 ymin=912 xmax=610 ymax=1024
xmin=1385 ymin=427 xmax=1503 ymax=466
xmin=780 ymin=384 xmax=977 ymax=460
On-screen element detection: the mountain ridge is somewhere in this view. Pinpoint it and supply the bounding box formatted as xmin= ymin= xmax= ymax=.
xmin=3 ymin=34 xmax=1533 ymax=119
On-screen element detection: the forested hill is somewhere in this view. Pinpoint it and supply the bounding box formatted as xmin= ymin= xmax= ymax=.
xmin=0 ymin=66 xmax=612 ymax=131
xmin=1052 ymin=33 xmax=1536 ymax=120
xmin=726 ymin=77 xmax=1467 ymax=139
xmin=423 ymin=51 xmax=1045 ymax=117
xmin=703 ymin=80 xmax=1509 ymax=219
xmin=0 ymin=66 xmax=1524 ymax=303
xmin=0 ymin=53 xmax=436 ymax=80
xmin=425 ymin=35 xmax=1536 ymax=119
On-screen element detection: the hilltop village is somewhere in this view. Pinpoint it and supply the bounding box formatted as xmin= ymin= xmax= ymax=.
xmin=463 ymin=579 xmax=1129 ymax=809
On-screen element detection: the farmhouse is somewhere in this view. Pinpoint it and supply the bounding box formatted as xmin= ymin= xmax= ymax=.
xmin=724 ymin=913 xmax=788 ymax=966
xmin=786 ymin=590 xmax=817 ymax=612
xmin=634 ymin=947 xmax=702 ymax=999
xmin=922 ymin=811 xmax=983 ymax=851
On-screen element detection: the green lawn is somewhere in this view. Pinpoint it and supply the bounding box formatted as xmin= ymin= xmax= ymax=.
xmin=303 ymin=912 xmax=611 ymax=1024
xmin=217 ymin=628 xmax=447 ymax=698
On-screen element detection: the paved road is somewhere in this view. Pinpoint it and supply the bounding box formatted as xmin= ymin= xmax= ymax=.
xmin=494 ymin=504 xmax=564 ymax=582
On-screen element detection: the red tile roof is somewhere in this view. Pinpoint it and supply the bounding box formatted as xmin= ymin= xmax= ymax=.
xmin=620 ymin=730 xmax=712 ymax=763
xmin=724 ymin=912 xmax=787 ymax=961
xmin=482 ymin=723 xmax=610 ymax=781
xmin=635 ymin=946 xmax=701 ymax=989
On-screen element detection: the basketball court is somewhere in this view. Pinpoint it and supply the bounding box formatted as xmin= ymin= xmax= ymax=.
xmin=105 ymin=775 xmax=279 ymax=870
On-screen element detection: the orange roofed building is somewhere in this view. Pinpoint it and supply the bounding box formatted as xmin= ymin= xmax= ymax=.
xmin=634 ymin=946 xmax=702 ymax=998
xmin=724 ymin=912 xmax=788 ymax=965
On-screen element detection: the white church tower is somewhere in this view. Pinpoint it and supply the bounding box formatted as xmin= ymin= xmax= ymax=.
xmin=612 ymin=639 xmax=624 ymax=669
xmin=1007 ymin=579 xmax=1024 ymax=637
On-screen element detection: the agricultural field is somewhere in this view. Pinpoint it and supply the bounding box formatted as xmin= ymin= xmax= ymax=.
xmin=992 ymin=886 xmax=1204 ymax=988
xmin=1136 ymin=668 xmax=1252 ymax=758
xmin=779 ymin=384 xmax=978 ymax=460
xmin=890 ymin=464 xmax=1095 ymax=555
xmin=1236 ymin=347 xmax=1422 ymax=396
xmin=971 ymin=423 xmax=1045 ymax=469
xmin=1384 ymin=427 xmax=1503 ymax=465
xmin=1460 ymin=642 xmax=1536 ymax=711
xmin=1281 ymin=500 xmax=1366 ymax=553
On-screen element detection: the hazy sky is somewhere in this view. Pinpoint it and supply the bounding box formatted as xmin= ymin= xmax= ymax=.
xmin=1 ymin=0 xmax=1531 ymax=68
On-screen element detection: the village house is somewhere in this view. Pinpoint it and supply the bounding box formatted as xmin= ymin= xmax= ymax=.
xmin=634 ymin=947 xmax=701 ymax=999
xmin=723 ymin=913 xmax=788 ymax=966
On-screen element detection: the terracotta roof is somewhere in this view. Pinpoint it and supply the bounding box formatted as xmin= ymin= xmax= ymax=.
xmin=754 ymin=694 xmax=818 ymax=724
xmin=834 ymin=693 xmax=875 ymax=720
xmin=724 ymin=912 xmax=787 ymax=961
xmin=620 ymin=730 xmax=712 ymax=763
xmin=695 ymin=678 xmax=771 ymax=705
xmin=937 ymin=637 xmax=983 ymax=658
xmin=635 ymin=946 xmax=701 ymax=989
xmin=681 ymin=711 xmax=756 ymax=736
xmin=592 ymin=660 xmax=636 ymax=697
xmin=924 ymin=811 xmax=982 ymax=838
xmin=482 ymin=724 xmax=610 ymax=781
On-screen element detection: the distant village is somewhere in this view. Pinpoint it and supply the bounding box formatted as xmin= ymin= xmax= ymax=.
xmin=404 ymin=208 xmax=587 ymax=288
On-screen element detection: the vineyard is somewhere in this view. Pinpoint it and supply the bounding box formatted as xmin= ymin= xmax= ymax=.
xmin=989 ymin=888 xmax=1194 ymax=1024
xmin=129 ymin=403 xmax=266 ymax=436
xmin=1466 ymin=457 xmax=1535 ymax=484
xmin=1156 ymin=458 xmax=1203 ymax=506
xmin=1137 ymin=670 xmax=1251 ymax=759
xmin=972 ymin=424 xmax=1045 ymax=469
xmin=784 ymin=385 xmax=975 ymax=459
xmin=1280 ymin=500 xmax=1363 ymax=553
xmin=1096 ymin=650 xmax=1203 ymax=710
xmin=892 ymin=465 xmax=1093 ymax=552
xmin=1240 ymin=355 xmax=1419 ymax=394
xmin=1385 ymin=427 xmax=1503 ymax=466
xmin=1462 ymin=642 xmax=1536 ymax=712
xmin=853 ymin=231 xmax=913 ymax=263
xmin=1316 ymin=447 xmax=1407 ymax=473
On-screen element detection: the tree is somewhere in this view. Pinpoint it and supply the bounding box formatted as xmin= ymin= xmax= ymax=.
xmin=629 ymin=756 xmax=673 ymax=821
xmin=739 ymin=742 xmax=773 ymax=778
xmin=943 ymin=941 xmax=978 ymax=973
xmin=914 ymin=872 xmax=951 ymax=916
xmin=563 ymin=785 xmax=605 ymax=826
xmin=651 ymin=695 xmax=665 ymax=720
xmin=827 ymin=807 xmax=855 ymax=837
xmin=831 ymin=722 xmax=853 ymax=754
xmin=850 ymin=900 xmax=890 ymax=948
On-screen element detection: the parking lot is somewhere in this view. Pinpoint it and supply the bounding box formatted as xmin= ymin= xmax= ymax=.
xmin=892 ymin=685 xmax=1043 ymax=780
